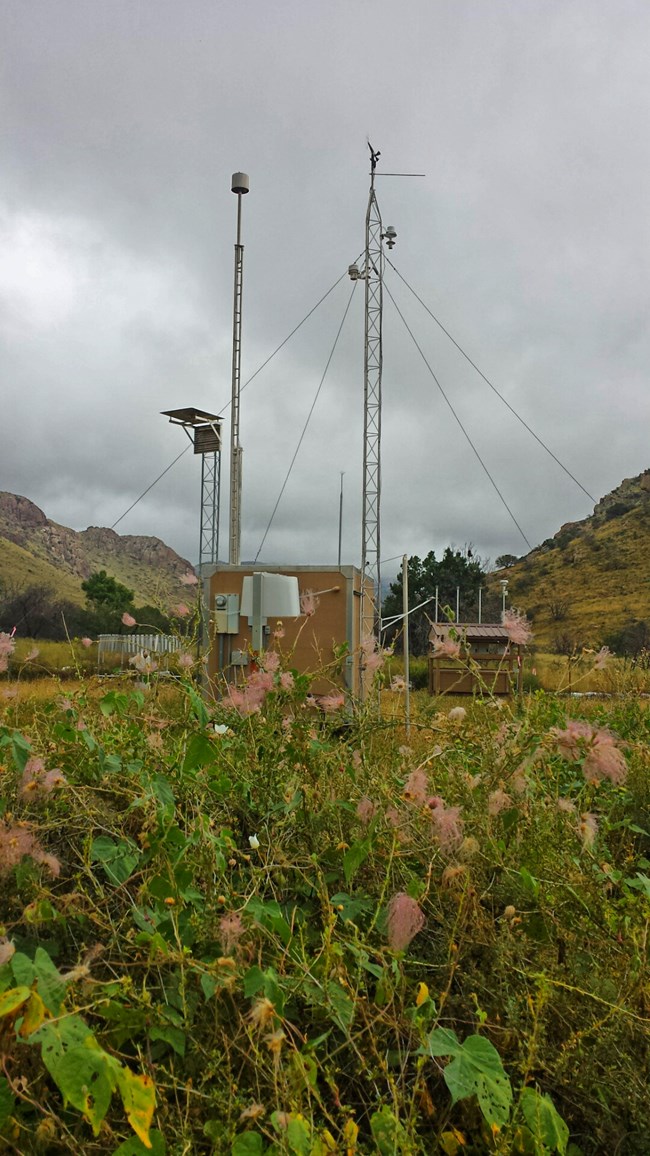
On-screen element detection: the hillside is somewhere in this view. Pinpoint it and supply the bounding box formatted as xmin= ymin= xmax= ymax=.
xmin=0 ymin=492 xmax=194 ymax=610
xmin=493 ymin=468 xmax=650 ymax=651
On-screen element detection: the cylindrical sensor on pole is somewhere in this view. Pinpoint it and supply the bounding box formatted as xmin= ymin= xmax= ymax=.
xmin=231 ymin=172 xmax=250 ymax=194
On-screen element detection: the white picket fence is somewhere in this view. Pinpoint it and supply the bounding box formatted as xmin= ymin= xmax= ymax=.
xmin=97 ymin=633 xmax=182 ymax=669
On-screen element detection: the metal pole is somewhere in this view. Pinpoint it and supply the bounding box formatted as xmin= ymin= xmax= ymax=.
xmin=338 ymin=472 xmax=344 ymax=568
xmin=435 ymin=585 xmax=439 ymax=623
xmin=251 ymin=572 xmax=263 ymax=654
xmin=456 ymin=586 xmax=460 ymax=623
xmin=229 ymin=172 xmax=249 ymax=566
xmin=478 ymin=586 xmax=482 ymax=624
xmin=402 ymin=554 xmax=410 ymax=736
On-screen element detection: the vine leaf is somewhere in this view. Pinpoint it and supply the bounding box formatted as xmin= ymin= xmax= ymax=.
xmin=55 ymin=1044 xmax=117 ymax=1135
xmin=116 ymin=1067 xmax=156 ymax=1148
xmin=520 ymin=1087 xmax=569 ymax=1154
xmin=426 ymin=1028 xmax=513 ymax=1127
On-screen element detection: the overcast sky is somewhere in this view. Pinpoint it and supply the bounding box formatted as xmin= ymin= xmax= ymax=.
xmin=1 ymin=0 xmax=649 ymax=584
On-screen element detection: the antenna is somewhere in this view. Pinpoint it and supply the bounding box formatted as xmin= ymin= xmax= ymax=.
xmin=350 ymin=147 xmax=424 ymax=693
xmin=229 ymin=172 xmax=250 ymax=566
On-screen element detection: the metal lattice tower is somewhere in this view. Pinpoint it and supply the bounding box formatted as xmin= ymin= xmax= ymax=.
xmin=161 ymin=407 xmax=223 ymax=568
xmin=200 ymin=450 xmax=221 ymax=566
xmin=229 ymin=172 xmax=249 ymax=566
xmin=361 ymin=147 xmax=385 ymax=645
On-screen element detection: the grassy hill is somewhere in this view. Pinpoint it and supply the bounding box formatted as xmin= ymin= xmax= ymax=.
xmin=492 ymin=468 xmax=650 ymax=651
xmin=0 ymin=491 xmax=194 ymax=611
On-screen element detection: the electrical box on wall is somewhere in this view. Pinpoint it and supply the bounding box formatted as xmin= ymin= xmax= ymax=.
xmin=214 ymin=593 xmax=240 ymax=634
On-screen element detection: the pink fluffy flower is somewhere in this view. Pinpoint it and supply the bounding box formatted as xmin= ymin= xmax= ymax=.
xmin=178 ymin=653 xmax=194 ymax=670
xmin=551 ymin=719 xmax=594 ymax=761
xmin=594 ymin=646 xmax=611 ymax=670
xmin=300 ymin=589 xmax=319 ymax=617
xmin=432 ymin=637 xmax=461 ymax=660
xmin=404 ymin=768 xmax=429 ymax=806
xmin=488 ymin=788 xmax=512 ymax=816
xmin=226 ymin=685 xmax=263 ymax=717
xmin=428 ymin=797 xmax=464 ymax=853
xmin=18 ymin=758 xmax=67 ymax=800
xmin=551 ymin=720 xmax=627 ymax=785
xmin=219 ymin=911 xmax=245 ymax=954
xmin=579 ymin=811 xmax=598 ymax=849
xmin=360 ymin=635 xmax=388 ymax=677
xmin=0 ymin=937 xmax=15 ymax=966
xmin=0 ymin=822 xmax=60 ymax=876
xmin=260 ymin=650 xmax=280 ymax=673
xmin=175 ymin=603 xmax=191 ymax=617
xmin=390 ymin=675 xmax=407 ymax=692
xmin=130 ymin=653 xmax=158 ymax=674
xmin=81 ymin=637 xmax=93 ymax=648
xmin=279 ymin=671 xmax=294 ymax=691
xmin=0 ymin=631 xmax=15 ymax=673
xmin=225 ymin=670 xmax=273 ymax=717
xmin=583 ymin=733 xmax=627 ymax=786
xmin=386 ymin=892 xmax=425 ymax=951
xmin=448 ymin=706 xmax=466 ymax=722
xmin=250 ymin=670 xmax=274 ymax=694
xmin=122 ymin=612 xmax=136 ymax=628
xmin=179 ymin=571 xmax=199 ymax=586
xmin=319 ymin=692 xmax=345 ymax=713
xmin=356 ymin=797 xmax=377 ymax=825
xmin=502 ymin=608 xmax=533 ymax=646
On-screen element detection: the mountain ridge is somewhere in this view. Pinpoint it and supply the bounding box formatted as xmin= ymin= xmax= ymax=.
xmin=496 ymin=467 xmax=650 ymax=649
xmin=0 ymin=492 xmax=195 ymax=609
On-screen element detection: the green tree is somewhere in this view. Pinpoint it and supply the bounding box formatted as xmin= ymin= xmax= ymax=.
xmin=81 ymin=571 xmax=135 ymax=613
xmin=495 ymin=553 xmax=519 ymax=569
xmin=382 ymin=547 xmax=487 ymax=655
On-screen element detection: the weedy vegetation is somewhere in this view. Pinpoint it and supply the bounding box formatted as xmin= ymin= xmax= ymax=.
xmin=0 ymin=628 xmax=649 ymax=1155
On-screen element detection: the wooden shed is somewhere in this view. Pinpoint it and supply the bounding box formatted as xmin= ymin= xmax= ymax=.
xmin=428 ymin=623 xmax=518 ymax=696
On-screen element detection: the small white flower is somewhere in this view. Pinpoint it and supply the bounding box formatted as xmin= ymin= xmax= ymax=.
xmin=248 ymin=834 xmax=260 ymax=850
xmin=214 ymin=723 xmax=230 ymax=736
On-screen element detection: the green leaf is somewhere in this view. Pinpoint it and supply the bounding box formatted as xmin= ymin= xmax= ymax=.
xmin=325 ymin=981 xmax=355 ymax=1032
xmin=112 ymin=1130 xmax=166 ymax=1155
xmin=370 ymin=1106 xmax=408 ymax=1155
xmin=343 ymin=838 xmax=371 ymax=885
xmin=243 ymin=965 xmax=266 ymax=998
xmin=519 ymin=868 xmax=540 ymax=900
xmin=9 ymin=952 xmax=34 ymax=988
xmin=182 ymin=732 xmax=216 ymax=773
xmin=330 ymin=892 xmax=373 ymax=924
xmin=200 ymin=973 xmax=218 ymax=1001
xmin=55 ymin=1044 xmax=117 ymax=1135
xmin=91 ymin=836 xmax=141 ymax=885
xmin=11 ymin=732 xmax=32 ymax=773
xmin=286 ymin=1116 xmax=312 ymax=1154
xmin=115 ymin=1067 xmax=156 ymax=1148
xmin=232 ymin=1134 xmax=265 ymax=1156
xmin=0 ymin=986 xmax=31 ymax=1018
xmin=426 ymin=1029 xmax=513 ymax=1127
xmin=188 ymin=688 xmax=209 ymax=728
xmin=149 ymin=1024 xmax=186 ymax=1057
xmin=33 ymin=946 xmax=66 ymax=1014
xmin=426 ymin=1027 xmax=460 ymax=1056
xmin=625 ymin=873 xmax=650 ymax=900
xmin=151 ymin=773 xmax=175 ymax=815
xmin=520 ymin=1087 xmax=569 ymax=1154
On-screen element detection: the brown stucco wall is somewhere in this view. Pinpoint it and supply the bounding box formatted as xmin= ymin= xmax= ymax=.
xmin=202 ymin=564 xmax=374 ymax=696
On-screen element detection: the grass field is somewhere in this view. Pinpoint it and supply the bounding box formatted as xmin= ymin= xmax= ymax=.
xmin=0 ymin=642 xmax=649 ymax=1155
